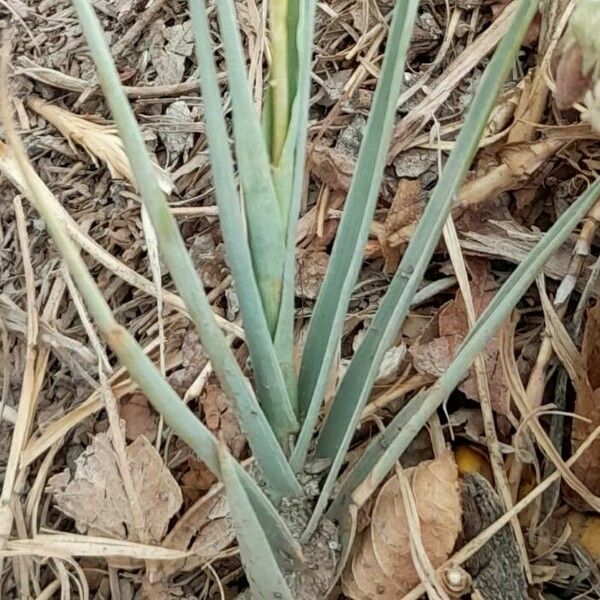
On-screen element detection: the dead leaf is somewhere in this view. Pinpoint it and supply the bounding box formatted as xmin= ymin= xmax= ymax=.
xmin=27 ymin=96 xmax=172 ymax=194
xmin=308 ymin=144 xmax=355 ymax=191
xmin=570 ymin=299 xmax=600 ymax=509
xmin=164 ymin=22 xmax=194 ymax=57
xmin=554 ymin=41 xmax=592 ymax=109
xmin=190 ymin=233 xmax=227 ymax=288
xmin=295 ymin=249 xmax=329 ymax=299
xmin=159 ymin=100 xmax=194 ymax=157
xmin=153 ymin=51 xmax=185 ymax=86
xmin=201 ymin=384 xmax=246 ymax=459
xmin=410 ymin=263 xmax=510 ymax=414
xmin=181 ymin=458 xmax=217 ymax=506
xmin=47 ymin=433 xmax=182 ymax=544
xmin=119 ymin=393 xmax=158 ymax=442
xmin=161 ymin=485 xmax=234 ymax=577
xmin=380 ymin=179 xmax=423 ymax=272
xmin=342 ymin=451 xmax=461 ymax=599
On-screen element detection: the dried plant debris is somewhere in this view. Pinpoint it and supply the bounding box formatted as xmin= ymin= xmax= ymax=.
xmin=411 ymin=262 xmax=510 ymax=414
xmin=569 ymin=299 xmax=600 ymax=509
xmin=27 ymin=96 xmax=173 ymax=193
xmin=461 ymin=473 xmax=530 ymax=599
xmin=2 ymin=0 xmax=600 ymax=598
xmin=119 ymin=393 xmax=158 ymax=442
xmin=295 ymin=249 xmax=329 ymax=300
xmin=201 ymin=383 xmax=246 ymax=459
xmin=47 ymin=432 xmax=182 ymax=544
xmin=554 ymin=0 xmax=600 ymax=131
xmin=342 ymin=451 xmax=461 ymax=599
xmin=161 ymin=485 xmax=234 ymax=577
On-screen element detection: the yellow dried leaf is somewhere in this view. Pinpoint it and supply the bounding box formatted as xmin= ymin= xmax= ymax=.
xmin=342 ymin=451 xmax=461 ymax=599
xmin=27 ymin=96 xmax=172 ymax=194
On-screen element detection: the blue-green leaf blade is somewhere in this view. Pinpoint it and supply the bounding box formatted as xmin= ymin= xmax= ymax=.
xmin=330 ymin=175 xmax=600 ymax=519
xmin=187 ymin=0 xmax=299 ymax=442
xmin=273 ymin=0 xmax=318 ymax=410
xmin=214 ymin=0 xmax=286 ymax=333
xmin=292 ymin=0 xmax=420 ymax=469
xmin=219 ymin=445 xmax=295 ymax=599
xmin=301 ymin=0 xmax=539 ymax=534
xmin=72 ymin=0 xmax=299 ymax=494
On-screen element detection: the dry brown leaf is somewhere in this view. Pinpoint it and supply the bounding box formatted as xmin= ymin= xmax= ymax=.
xmin=554 ymin=41 xmax=592 ymax=109
xmin=161 ymin=484 xmax=234 ymax=577
xmin=201 ymin=384 xmax=246 ymax=459
xmin=342 ymin=451 xmax=461 ymax=599
xmin=381 ymin=179 xmax=424 ymax=272
xmin=27 ymin=96 xmax=172 ymax=194
xmin=295 ymin=249 xmax=329 ymax=299
xmin=119 ymin=393 xmax=158 ymax=442
xmin=190 ymin=233 xmax=227 ymax=288
xmin=181 ymin=458 xmax=217 ymax=506
xmin=47 ymin=432 xmax=182 ymax=544
xmin=308 ymin=144 xmax=355 ymax=191
xmin=570 ymin=299 xmax=600 ymax=509
xmin=410 ymin=263 xmax=510 ymax=414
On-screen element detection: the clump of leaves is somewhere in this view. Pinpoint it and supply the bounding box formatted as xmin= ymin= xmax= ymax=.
xmin=2 ymin=0 xmax=600 ymax=597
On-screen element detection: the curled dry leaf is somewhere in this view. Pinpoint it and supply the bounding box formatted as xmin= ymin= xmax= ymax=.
xmin=554 ymin=1 xmax=600 ymax=130
xmin=554 ymin=41 xmax=592 ymax=110
xmin=181 ymin=458 xmax=217 ymax=506
xmin=27 ymin=96 xmax=173 ymax=193
xmin=161 ymin=484 xmax=234 ymax=578
xmin=47 ymin=432 xmax=182 ymax=544
xmin=342 ymin=451 xmax=461 ymax=599
xmin=410 ymin=262 xmax=510 ymax=414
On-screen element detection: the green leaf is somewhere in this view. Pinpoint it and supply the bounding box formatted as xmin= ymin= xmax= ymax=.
xmin=329 ymin=174 xmax=600 ymax=520
xmin=187 ymin=0 xmax=299 ymax=443
xmin=286 ymin=0 xmax=300 ymax=109
xmin=214 ymin=0 xmax=286 ymax=333
xmin=292 ymin=0 xmax=420 ymax=470
xmin=273 ymin=0 xmax=318 ymax=411
xmin=72 ymin=0 xmax=300 ymax=493
xmin=269 ymin=0 xmax=291 ymax=164
xmin=219 ymin=445 xmax=295 ymax=599
xmin=298 ymin=0 xmax=541 ymax=536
